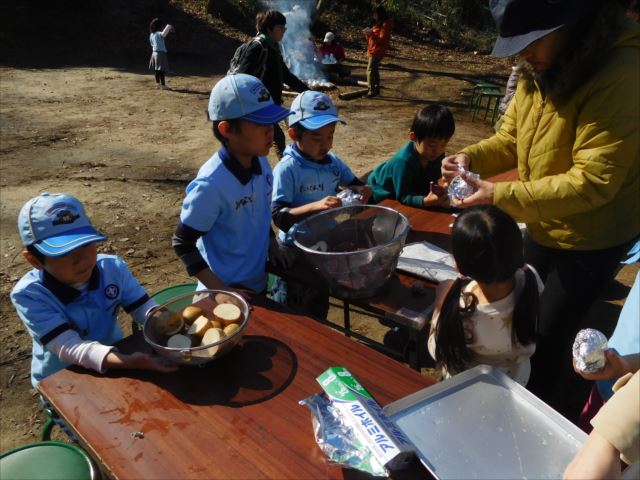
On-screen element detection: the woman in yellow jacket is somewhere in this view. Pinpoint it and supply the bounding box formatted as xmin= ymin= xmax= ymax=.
xmin=442 ymin=0 xmax=639 ymax=420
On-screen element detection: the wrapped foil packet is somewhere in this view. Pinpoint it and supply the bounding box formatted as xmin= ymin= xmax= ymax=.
xmin=337 ymin=189 xmax=363 ymax=207
xmin=448 ymin=165 xmax=480 ymax=201
xmin=572 ymin=328 xmax=608 ymax=373
xmin=300 ymin=393 xmax=388 ymax=477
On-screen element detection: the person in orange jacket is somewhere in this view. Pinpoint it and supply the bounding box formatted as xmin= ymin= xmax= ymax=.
xmin=363 ymin=5 xmax=393 ymax=97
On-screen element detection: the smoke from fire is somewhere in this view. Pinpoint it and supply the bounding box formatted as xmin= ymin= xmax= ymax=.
xmin=265 ymin=0 xmax=329 ymax=87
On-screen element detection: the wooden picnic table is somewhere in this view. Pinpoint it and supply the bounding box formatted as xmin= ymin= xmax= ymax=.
xmin=380 ymin=168 xmax=519 ymax=247
xmin=270 ymin=169 xmax=519 ymax=370
xmin=349 ymin=168 xmax=520 ymax=364
xmin=38 ymin=295 xmax=437 ymax=480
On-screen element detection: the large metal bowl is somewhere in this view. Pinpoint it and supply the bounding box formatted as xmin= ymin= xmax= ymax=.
xmin=293 ymin=205 xmax=410 ymax=299
xmin=143 ymin=289 xmax=250 ymax=365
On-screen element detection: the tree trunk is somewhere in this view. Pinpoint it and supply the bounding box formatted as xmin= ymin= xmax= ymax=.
xmin=316 ymin=0 xmax=331 ymax=15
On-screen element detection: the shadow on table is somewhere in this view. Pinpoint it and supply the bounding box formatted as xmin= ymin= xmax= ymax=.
xmin=328 ymin=455 xmax=434 ymax=480
xmin=80 ymin=333 xmax=298 ymax=408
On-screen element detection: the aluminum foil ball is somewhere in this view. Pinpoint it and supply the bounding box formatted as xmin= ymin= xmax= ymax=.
xmin=448 ymin=172 xmax=480 ymax=201
xmin=337 ymin=189 xmax=363 ymax=207
xmin=572 ymin=328 xmax=608 ymax=373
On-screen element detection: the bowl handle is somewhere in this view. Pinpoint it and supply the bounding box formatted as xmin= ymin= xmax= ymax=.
xmin=145 ymin=305 xmax=161 ymax=321
xmin=180 ymin=349 xmax=193 ymax=362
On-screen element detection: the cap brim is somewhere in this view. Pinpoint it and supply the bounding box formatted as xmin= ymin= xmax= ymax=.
xmin=298 ymin=115 xmax=345 ymax=130
xmin=491 ymin=25 xmax=563 ymax=57
xmin=33 ymin=226 xmax=107 ymax=256
xmin=243 ymin=104 xmax=293 ymax=125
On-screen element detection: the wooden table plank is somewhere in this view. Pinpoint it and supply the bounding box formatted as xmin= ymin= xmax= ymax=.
xmin=380 ymin=167 xmax=519 ymax=248
xmin=39 ymin=296 xmax=436 ymax=479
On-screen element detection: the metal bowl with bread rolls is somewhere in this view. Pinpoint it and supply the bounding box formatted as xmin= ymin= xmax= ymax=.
xmin=143 ymin=289 xmax=250 ymax=365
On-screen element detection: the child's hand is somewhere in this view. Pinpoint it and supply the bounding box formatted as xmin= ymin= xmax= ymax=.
xmin=573 ymin=349 xmax=629 ymax=381
xmin=423 ymin=184 xmax=450 ymax=207
xmin=315 ymin=196 xmax=342 ymax=211
xmin=352 ymin=185 xmax=373 ymax=204
xmin=269 ymin=237 xmax=297 ymax=270
xmin=106 ymin=351 xmax=178 ymax=373
xmin=130 ymin=352 xmax=179 ymax=372
xmin=430 ymin=181 xmax=448 ymax=198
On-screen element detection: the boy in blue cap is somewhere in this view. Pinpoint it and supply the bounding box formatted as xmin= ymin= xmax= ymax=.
xmin=173 ymin=74 xmax=295 ymax=296
xmin=270 ymin=91 xmax=371 ymax=317
xmin=11 ymin=193 xmax=176 ymax=389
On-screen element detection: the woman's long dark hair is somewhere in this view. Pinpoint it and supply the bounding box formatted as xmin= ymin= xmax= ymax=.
xmin=434 ymin=205 xmax=538 ymax=374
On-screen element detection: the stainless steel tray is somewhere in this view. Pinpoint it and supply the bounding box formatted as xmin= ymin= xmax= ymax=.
xmin=383 ymin=365 xmax=587 ymax=479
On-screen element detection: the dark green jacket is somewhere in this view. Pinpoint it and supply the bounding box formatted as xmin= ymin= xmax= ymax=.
xmin=369 ymin=142 xmax=443 ymax=207
xmin=237 ymin=34 xmax=307 ymax=105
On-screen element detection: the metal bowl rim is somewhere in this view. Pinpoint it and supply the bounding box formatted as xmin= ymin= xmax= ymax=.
xmin=292 ymin=205 xmax=411 ymax=256
xmin=143 ymin=289 xmax=249 ymax=352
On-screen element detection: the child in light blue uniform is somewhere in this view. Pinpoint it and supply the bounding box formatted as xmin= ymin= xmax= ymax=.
xmin=173 ymin=74 xmax=295 ymax=296
xmin=271 ymin=91 xmax=371 ymax=317
xmin=149 ymin=18 xmax=174 ymax=90
xmin=11 ymin=193 xmax=176 ymax=388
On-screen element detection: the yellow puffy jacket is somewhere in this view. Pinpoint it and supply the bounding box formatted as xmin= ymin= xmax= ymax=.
xmin=464 ymin=21 xmax=640 ymax=251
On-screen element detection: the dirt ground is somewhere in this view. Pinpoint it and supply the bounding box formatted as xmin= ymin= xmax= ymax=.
xmin=1 ymin=36 xmax=636 ymax=453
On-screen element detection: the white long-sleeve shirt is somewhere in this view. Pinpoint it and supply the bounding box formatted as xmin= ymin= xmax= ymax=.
xmin=45 ymin=298 xmax=157 ymax=373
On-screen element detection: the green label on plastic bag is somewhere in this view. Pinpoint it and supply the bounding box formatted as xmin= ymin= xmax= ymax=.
xmin=317 ymin=366 xmax=374 ymax=402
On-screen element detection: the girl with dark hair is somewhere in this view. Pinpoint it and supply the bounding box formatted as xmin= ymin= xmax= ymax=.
xmin=148 ymin=18 xmax=174 ymax=90
xmin=363 ymin=5 xmax=393 ymax=97
xmin=428 ymin=205 xmax=542 ymax=386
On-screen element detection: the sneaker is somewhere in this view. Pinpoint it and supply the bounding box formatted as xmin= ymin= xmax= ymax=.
xmin=161 ymin=84 xmax=172 ymax=91
xmin=155 ymin=83 xmax=161 ymax=89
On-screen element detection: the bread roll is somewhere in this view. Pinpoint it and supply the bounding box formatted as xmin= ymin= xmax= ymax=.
xmin=157 ymin=311 xmax=184 ymax=336
xmin=187 ymin=315 xmax=211 ymax=337
xmin=213 ymin=303 xmax=242 ymax=327
xmin=167 ymin=334 xmax=192 ymax=349
xmin=196 ymin=327 xmax=224 ymax=357
xmin=182 ymin=306 xmax=203 ymax=325
xmin=223 ymin=323 xmax=240 ymax=336
xmin=212 ymin=327 xmax=226 ymax=339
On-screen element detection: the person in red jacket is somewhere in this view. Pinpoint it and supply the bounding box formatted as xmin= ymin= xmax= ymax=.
xmin=364 ymin=5 xmax=393 ymax=97
xmin=319 ymin=32 xmax=345 ymax=62
xmin=319 ymin=31 xmax=351 ymax=82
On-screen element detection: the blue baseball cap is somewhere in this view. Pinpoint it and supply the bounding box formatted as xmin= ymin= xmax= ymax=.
xmin=288 ymin=91 xmax=345 ymax=130
xmin=208 ymin=74 xmax=292 ymax=125
xmin=18 ymin=193 xmax=107 ymax=256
